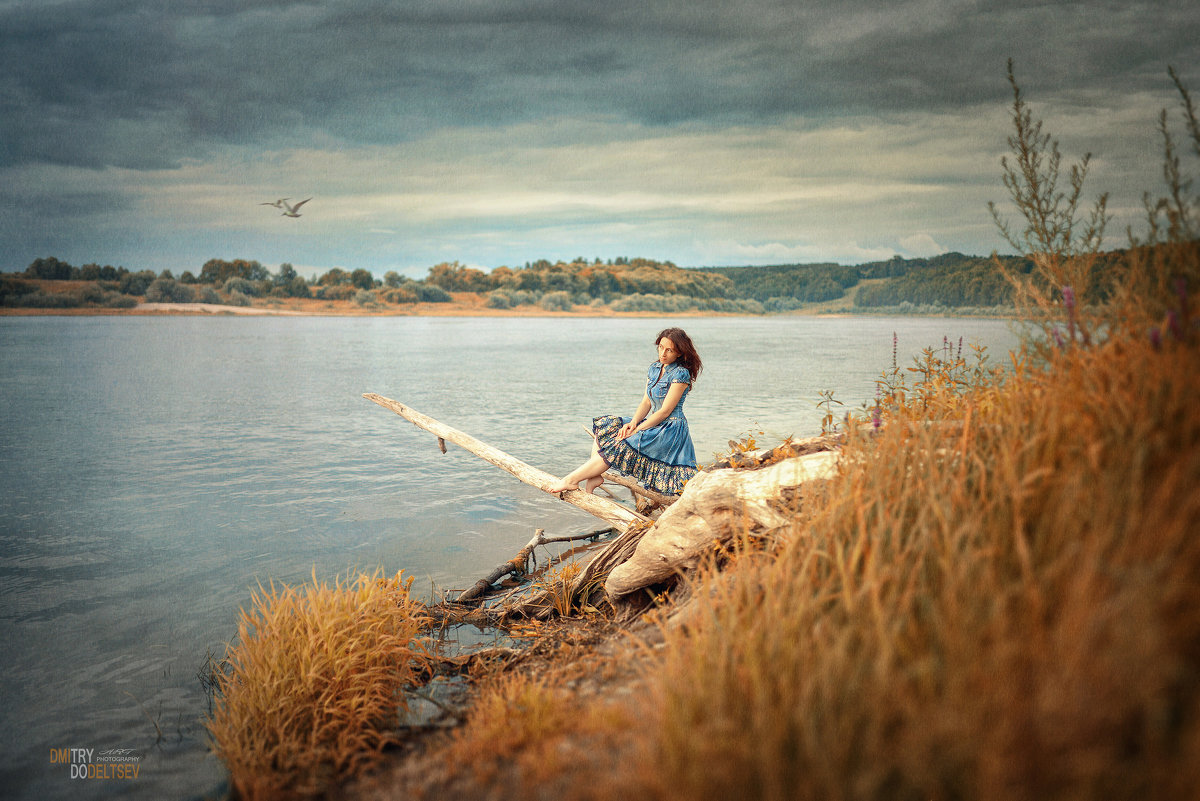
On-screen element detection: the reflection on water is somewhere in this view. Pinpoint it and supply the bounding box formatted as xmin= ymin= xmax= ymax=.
xmin=0 ymin=314 xmax=1020 ymax=799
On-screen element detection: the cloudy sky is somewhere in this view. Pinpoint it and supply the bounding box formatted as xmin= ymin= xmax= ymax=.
xmin=2 ymin=1 xmax=1197 ymax=278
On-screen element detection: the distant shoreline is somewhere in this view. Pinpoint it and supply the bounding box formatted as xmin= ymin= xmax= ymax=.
xmin=1 ymin=296 xmax=1013 ymax=319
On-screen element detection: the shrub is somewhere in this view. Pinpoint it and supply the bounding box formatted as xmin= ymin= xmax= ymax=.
xmin=763 ymin=296 xmax=805 ymax=312
xmin=610 ymin=293 xmax=682 ymax=312
xmin=227 ymin=291 xmax=251 ymax=307
xmin=104 ymin=294 xmax=137 ymax=309
xmin=414 ymin=283 xmax=451 ymax=303
xmin=0 ymin=276 xmax=36 ymax=304
xmin=382 ymin=287 xmax=418 ymax=304
xmin=195 ymin=286 xmax=221 ymax=304
xmin=353 ymin=289 xmax=377 ymax=306
xmin=540 ymin=290 xmax=574 ymax=311
xmin=205 ymin=571 xmax=431 ymax=800
xmin=6 ymin=290 xmax=82 ymax=308
xmin=223 ymin=277 xmax=260 ymax=297
xmin=314 ymin=284 xmax=358 ymax=301
xmin=145 ymin=278 xmax=196 ymax=303
xmin=118 ymin=270 xmax=156 ymax=296
xmin=486 ymin=289 xmax=514 ymax=309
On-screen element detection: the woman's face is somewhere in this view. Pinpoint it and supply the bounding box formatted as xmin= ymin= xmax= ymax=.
xmin=657 ymin=336 xmax=679 ymax=365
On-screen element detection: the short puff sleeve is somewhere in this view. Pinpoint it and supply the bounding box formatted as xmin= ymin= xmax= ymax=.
xmin=666 ymin=364 xmax=692 ymax=385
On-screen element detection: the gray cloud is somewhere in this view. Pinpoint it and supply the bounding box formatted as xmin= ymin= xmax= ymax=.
xmin=3 ymin=0 xmax=1196 ymax=170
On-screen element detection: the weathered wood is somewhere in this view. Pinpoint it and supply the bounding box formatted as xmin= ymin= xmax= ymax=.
xmin=363 ymin=393 xmax=647 ymax=530
xmin=601 ymin=471 xmax=676 ymax=508
xmin=455 ymin=529 xmax=545 ymax=604
xmin=454 ymin=527 xmax=615 ymax=603
xmin=605 ymin=451 xmax=839 ymax=597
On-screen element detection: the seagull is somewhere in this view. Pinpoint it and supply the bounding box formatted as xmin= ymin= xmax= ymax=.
xmin=280 ymin=198 xmax=311 ymax=218
xmin=259 ymin=198 xmax=289 ymax=209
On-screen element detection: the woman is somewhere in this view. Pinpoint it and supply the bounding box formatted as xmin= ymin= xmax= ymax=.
xmin=548 ymin=327 xmax=702 ymax=497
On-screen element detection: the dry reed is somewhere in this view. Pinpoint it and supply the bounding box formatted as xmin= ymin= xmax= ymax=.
xmin=629 ymin=246 xmax=1200 ymax=799
xmin=205 ymin=569 xmax=432 ymax=800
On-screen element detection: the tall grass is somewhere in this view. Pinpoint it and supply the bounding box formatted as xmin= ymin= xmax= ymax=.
xmin=623 ymin=64 xmax=1200 ymax=801
xmin=635 ymin=324 xmax=1199 ymax=800
xmin=205 ymin=570 xmax=431 ymax=800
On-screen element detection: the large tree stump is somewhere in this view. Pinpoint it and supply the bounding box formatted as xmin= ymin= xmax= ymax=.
xmin=604 ymin=451 xmax=838 ymax=598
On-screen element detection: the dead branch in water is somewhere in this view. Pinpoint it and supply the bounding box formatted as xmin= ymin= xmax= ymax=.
xmin=454 ymin=527 xmax=616 ymax=603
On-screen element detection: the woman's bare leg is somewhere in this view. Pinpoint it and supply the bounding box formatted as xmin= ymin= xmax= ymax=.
xmin=547 ymin=439 xmax=608 ymax=493
xmin=583 ymin=475 xmax=604 ymax=494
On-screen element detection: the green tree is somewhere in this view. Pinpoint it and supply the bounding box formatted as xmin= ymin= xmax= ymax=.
xmin=317 ymin=268 xmax=348 ymax=286
xmin=350 ymin=269 xmax=375 ymax=290
xmin=275 ymin=263 xmax=298 ymax=285
xmin=25 ymin=257 xmax=73 ymax=280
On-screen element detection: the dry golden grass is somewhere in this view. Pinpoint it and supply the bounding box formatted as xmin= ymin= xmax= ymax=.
xmin=623 ymin=246 xmax=1200 ymax=799
xmin=205 ymin=570 xmax=432 ymax=800
xmin=378 ymin=234 xmax=1198 ymax=801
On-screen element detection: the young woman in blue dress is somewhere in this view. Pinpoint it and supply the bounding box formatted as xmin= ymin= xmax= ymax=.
xmin=547 ymin=327 xmax=702 ymax=497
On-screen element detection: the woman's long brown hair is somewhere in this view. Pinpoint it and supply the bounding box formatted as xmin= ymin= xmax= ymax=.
xmin=655 ymin=327 xmax=702 ymax=384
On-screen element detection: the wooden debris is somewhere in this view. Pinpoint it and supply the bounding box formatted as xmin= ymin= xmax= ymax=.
xmin=364 ymin=393 xmax=843 ymax=621
xmin=605 ymin=451 xmax=839 ymax=598
xmin=708 ymin=432 xmax=844 ymax=470
xmin=601 ymin=470 xmax=676 ymax=509
xmin=454 ymin=527 xmax=615 ymax=604
xmin=363 ymin=393 xmax=647 ymax=530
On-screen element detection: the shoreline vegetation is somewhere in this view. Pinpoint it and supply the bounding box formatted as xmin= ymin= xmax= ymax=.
xmin=1 ymin=252 xmax=1036 ymax=319
xmin=41 ymin=64 xmax=1200 ymax=800
xmin=194 ymin=64 xmax=1200 ymax=801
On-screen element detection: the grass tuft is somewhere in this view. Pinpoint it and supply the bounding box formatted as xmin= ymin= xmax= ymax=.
xmin=204 ymin=569 xmax=432 ymax=800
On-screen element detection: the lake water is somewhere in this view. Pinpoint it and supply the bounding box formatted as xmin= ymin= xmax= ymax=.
xmin=0 ymin=314 xmax=1020 ymax=799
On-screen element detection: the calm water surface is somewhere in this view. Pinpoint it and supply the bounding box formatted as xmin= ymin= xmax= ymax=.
xmin=0 ymin=315 xmax=1020 ymax=799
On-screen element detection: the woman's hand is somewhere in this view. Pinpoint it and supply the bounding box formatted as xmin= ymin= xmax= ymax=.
xmin=617 ymin=421 xmax=638 ymax=440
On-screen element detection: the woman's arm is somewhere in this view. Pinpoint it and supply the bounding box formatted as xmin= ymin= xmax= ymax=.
xmin=630 ymin=382 xmax=687 ymax=433
xmin=618 ymin=394 xmax=653 ymax=440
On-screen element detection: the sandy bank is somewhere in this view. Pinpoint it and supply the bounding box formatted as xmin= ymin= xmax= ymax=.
xmin=136 ymin=302 xmax=309 ymax=315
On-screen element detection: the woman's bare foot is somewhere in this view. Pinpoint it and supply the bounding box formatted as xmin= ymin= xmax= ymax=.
xmin=583 ymin=476 xmax=604 ymax=494
xmin=546 ymin=478 xmax=578 ymax=493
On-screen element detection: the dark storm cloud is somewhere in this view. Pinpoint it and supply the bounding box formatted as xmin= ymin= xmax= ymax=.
xmin=1 ymin=0 xmax=1197 ymax=170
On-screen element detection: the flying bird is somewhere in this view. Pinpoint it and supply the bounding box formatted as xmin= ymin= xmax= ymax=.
xmin=259 ymin=197 xmax=312 ymax=217
xmin=281 ymin=198 xmax=311 ymax=218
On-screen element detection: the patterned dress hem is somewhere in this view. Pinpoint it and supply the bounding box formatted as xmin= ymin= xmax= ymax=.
xmin=592 ymin=415 xmax=696 ymax=496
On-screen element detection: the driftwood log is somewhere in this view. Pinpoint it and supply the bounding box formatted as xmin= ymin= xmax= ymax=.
xmin=605 ymin=450 xmax=839 ymax=597
xmin=364 ymin=393 xmax=647 ymax=530
xmin=364 ymin=393 xmax=841 ymax=614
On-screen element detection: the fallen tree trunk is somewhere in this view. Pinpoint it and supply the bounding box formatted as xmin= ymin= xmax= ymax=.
xmin=605 ymin=450 xmax=839 ymax=598
xmin=363 ymin=393 xmax=646 ymax=530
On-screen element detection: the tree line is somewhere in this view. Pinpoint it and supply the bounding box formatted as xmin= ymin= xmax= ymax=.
xmin=3 ymin=250 xmax=1142 ymax=313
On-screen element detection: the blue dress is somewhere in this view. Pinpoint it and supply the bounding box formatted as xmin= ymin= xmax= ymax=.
xmin=593 ymin=361 xmax=697 ymax=496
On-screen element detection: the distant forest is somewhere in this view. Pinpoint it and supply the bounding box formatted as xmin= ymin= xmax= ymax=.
xmin=2 ymin=250 xmax=1132 ymax=313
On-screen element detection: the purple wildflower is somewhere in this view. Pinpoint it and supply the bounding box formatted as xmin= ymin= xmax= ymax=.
xmin=1062 ymin=285 xmax=1077 ymax=343
xmin=1150 ymin=327 xmax=1162 ymax=350
xmin=1168 ymin=309 xmax=1183 ymax=341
